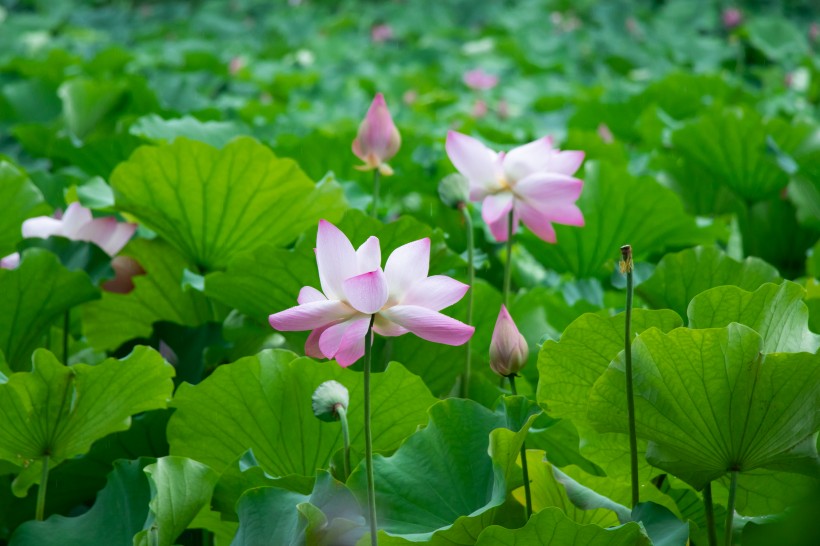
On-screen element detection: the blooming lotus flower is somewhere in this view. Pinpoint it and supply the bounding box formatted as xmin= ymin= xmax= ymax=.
xmin=445 ymin=131 xmax=585 ymax=243
xmin=489 ymin=305 xmax=529 ymax=377
xmin=1 ymin=202 xmax=137 ymax=270
xmin=269 ymin=220 xmax=474 ymax=366
xmin=352 ymin=93 xmax=401 ymax=176
xmin=463 ymin=69 xmax=499 ymax=91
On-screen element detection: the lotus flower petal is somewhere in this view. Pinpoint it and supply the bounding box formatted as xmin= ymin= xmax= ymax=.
xmin=343 ymin=269 xmax=389 ymax=314
xmin=268 ymin=300 xmax=354 ymax=331
xmin=379 ymin=305 xmax=474 ymax=346
xmin=501 ymin=136 xmax=556 ymax=182
xmin=384 ymin=238 xmax=430 ymax=300
xmin=356 ymin=236 xmax=381 ymax=274
xmin=401 ymin=275 xmax=470 ymax=311
xmin=316 ymin=219 xmax=358 ymax=300
xmin=446 ymin=131 xmax=500 ymax=195
xmin=481 ymin=193 xmax=514 ymax=225
xmin=298 ymin=286 xmax=327 ymax=304
xmin=320 ymin=316 xmax=371 ymax=367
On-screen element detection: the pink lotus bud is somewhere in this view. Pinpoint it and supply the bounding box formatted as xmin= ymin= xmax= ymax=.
xmin=810 ymin=23 xmax=819 ymax=44
xmin=352 ymin=93 xmax=401 ymax=176
xmin=403 ymin=89 xmax=418 ymax=105
xmin=371 ymin=23 xmax=393 ymax=43
xmin=463 ymin=69 xmax=499 ymax=91
xmin=471 ymin=99 xmax=488 ymax=118
xmin=489 ymin=305 xmax=529 ymax=377
xmin=229 ymin=57 xmax=245 ymax=75
xmin=597 ymin=123 xmax=614 ymax=144
xmin=722 ymin=8 xmax=742 ymax=29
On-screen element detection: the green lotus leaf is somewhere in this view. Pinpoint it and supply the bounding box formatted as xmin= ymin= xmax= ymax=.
xmin=111 ymin=136 xmax=347 ymax=271
xmin=0 ymin=161 xmax=48 ymax=257
xmin=589 ymin=324 xmax=820 ymax=489
xmin=638 ymin=246 xmax=780 ymax=320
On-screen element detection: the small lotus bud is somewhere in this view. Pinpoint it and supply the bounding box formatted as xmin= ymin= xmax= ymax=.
xmin=463 ymin=69 xmax=498 ymax=91
xmin=722 ymin=8 xmax=742 ymax=30
xmin=438 ymin=173 xmax=470 ymax=208
xmin=352 ymin=93 xmax=401 ymax=176
xmin=489 ymin=305 xmax=529 ymax=377
xmin=312 ymin=380 xmax=350 ymax=422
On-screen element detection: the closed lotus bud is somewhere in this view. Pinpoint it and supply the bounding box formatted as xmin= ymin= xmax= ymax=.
xmin=489 ymin=305 xmax=529 ymax=377
xmin=352 ymin=93 xmax=401 ymax=176
xmin=438 ymin=173 xmax=470 ymax=209
xmin=312 ymin=380 xmax=350 ymax=422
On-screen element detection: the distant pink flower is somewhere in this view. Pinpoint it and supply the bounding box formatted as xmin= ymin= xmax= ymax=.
xmin=269 ymin=220 xmax=474 ymax=367
xmin=463 ymin=69 xmax=499 ymax=91
xmin=229 ymin=56 xmax=245 ymax=75
xmin=498 ymin=99 xmax=510 ymax=120
xmin=810 ymin=23 xmax=819 ymax=44
xmin=352 ymin=93 xmax=401 ymax=176
xmin=597 ymin=123 xmax=614 ymax=144
xmin=1 ymin=203 xmax=137 ymax=270
xmin=489 ymin=305 xmax=529 ymax=377
xmin=371 ymin=23 xmax=393 ymax=43
xmin=445 ymin=131 xmax=585 ymax=243
xmin=722 ymin=7 xmax=742 ymax=29
xmin=471 ymin=99 xmax=488 ymax=118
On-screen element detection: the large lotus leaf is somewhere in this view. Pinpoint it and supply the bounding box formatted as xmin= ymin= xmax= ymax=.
xmin=746 ymin=16 xmax=809 ymax=63
xmin=133 ymin=457 xmax=220 ymax=546
xmin=346 ymin=397 xmax=539 ymax=544
xmin=10 ymin=457 xmax=216 ymax=546
xmin=110 ymin=136 xmax=347 ymax=271
xmin=0 ymin=347 xmax=174 ymax=491
xmin=168 ymin=350 xmax=437 ymax=480
xmin=232 ymin=471 xmax=365 ymax=546
xmin=0 ymin=249 xmax=99 ymax=371
xmin=688 ymin=281 xmax=820 ymax=353
xmin=589 ymin=324 xmax=820 ymax=489
xmin=473 ymin=507 xmax=651 ymax=546
xmin=537 ymin=309 xmax=682 ymax=423
xmin=19 ymin=237 xmax=114 ymax=286
xmin=81 ymin=238 xmax=214 ymax=351
xmin=0 ymin=161 xmax=48 ymax=256
xmin=638 ymin=246 xmax=780 ymax=320
xmin=527 ymin=417 xmax=604 ymax=476
xmin=668 ymin=107 xmax=789 ymax=202
xmin=519 ymin=160 xmax=711 ymax=279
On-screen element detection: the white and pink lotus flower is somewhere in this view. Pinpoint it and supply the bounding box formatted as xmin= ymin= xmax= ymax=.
xmin=446 ymin=131 xmax=585 ymax=243
xmin=269 ymin=220 xmax=474 ymax=366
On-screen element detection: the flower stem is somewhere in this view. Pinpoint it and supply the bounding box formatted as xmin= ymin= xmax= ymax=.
xmin=621 ymin=244 xmax=639 ymax=508
xmin=503 ymin=210 xmax=514 ymax=306
xmin=724 ymin=470 xmax=738 ymax=546
xmin=460 ymin=204 xmax=475 ymax=398
xmin=63 ymin=310 xmax=70 ymax=364
xmin=337 ymin=405 xmax=351 ymax=480
xmin=508 ymin=375 xmax=532 ymax=520
xmin=363 ymin=314 xmax=378 ymax=545
xmin=36 ymin=455 xmax=49 ymax=521
xmin=371 ymin=170 xmax=381 ymax=219
xmin=703 ymin=482 xmax=718 ymax=546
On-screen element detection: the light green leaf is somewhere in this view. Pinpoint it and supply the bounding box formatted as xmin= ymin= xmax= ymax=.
xmin=0 ymin=347 xmax=174 ymax=492
xmin=0 ymin=249 xmax=99 ymax=371
xmin=58 ymin=78 xmax=125 ymax=141
xmin=688 ymin=281 xmax=820 ymax=352
xmin=129 ymin=114 xmax=249 ymax=148
xmin=630 ymin=502 xmax=690 ymax=546
xmin=589 ymin=324 xmax=820 ymax=489
xmin=520 ymin=160 xmax=711 ymax=279
xmin=473 ymin=507 xmax=650 ymax=546
xmin=638 ymin=246 xmax=780 ymax=320
xmin=0 ymin=161 xmax=48 ymax=256
xmin=133 ymin=457 xmax=219 ymax=546
xmin=111 ymin=136 xmax=347 ymax=271
xmin=168 ymin=350 xmax=436 ymax=482
xmin=81 ymin=238 xmax=214 ymax=351
xmin=746 ymin=17 xmax=809 ymax=63
xmin=347 ymin=398 xmax=539 ymax=543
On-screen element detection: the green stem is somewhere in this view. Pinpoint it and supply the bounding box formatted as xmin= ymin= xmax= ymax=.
xmin=703 ymin=482 xmax=718 ymax=546
xmin=724 ymin=470 xmax=738 ymax=546
xmin=36 ymin=455 xmax=49 ymax=521
xmin=363 ymin=314 xmax=378 ymax=545
xmin=503 ymin=210 xmax=514 ymax=306
xmin=508 ymin=375 xmax=532 ymax=520
xmin=371 ymin=170 xmax=381 ymax=219
xmin=63 ymin=310 xmax=70 ymax=364
xmin=460 ymin=204 xmax=475 ymax=398
xmin=622 ymin=245 xmax=639 ymax=509
xmin=337 ymin=405 xmax=351 ymax=480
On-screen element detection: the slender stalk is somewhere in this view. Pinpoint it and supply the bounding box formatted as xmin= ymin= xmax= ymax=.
xmin=621 ymin=244 xmax=639 ymax=508
xmin=508 ymin=375 xmax=532 ymax=519
xmin=703 ymin=482 xmax=718 ymax=546
xmin=363 ymin=315 xmax=378 ymax=545
xmin=503 ymin=210 xmax=514 ymax=306
xmin=371 ymin=170 xmax=381 ymax=219
xmin=63 ymin=310 xmax=70 ymax=364
xmin=460 ymin=204 xmax=475 ymax=398
xmin=36 ymin=456 xmax=49 ymax=521
xmin=337 ymin=405 xmax=351 ymax=480
xmin=724 ymin=470 xmax=738 ymax=546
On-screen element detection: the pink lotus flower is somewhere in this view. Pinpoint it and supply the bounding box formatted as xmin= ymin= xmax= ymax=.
xmin=445 ymin=131 xmax=585 ymax=243
xmin=1 ymin=202 xmax=137 ymax=269
xmin=463 ymin=69 xmax=499 ymax=91
xmin=370 ymin=23 xmax=393 ymax=43
xmin=352 ymin=93 xmax=401 ymax=176
xmin=269 ymin=220 xmax=474 ymax=366
xmin=722 ymin=7 xmax=742 ymax=29
xmin=489 ymin=305 xmax=529 ymax=377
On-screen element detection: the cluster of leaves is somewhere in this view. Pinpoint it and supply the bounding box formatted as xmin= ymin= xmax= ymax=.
xmin=1 ymin=0 xmax=819 ymax=544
